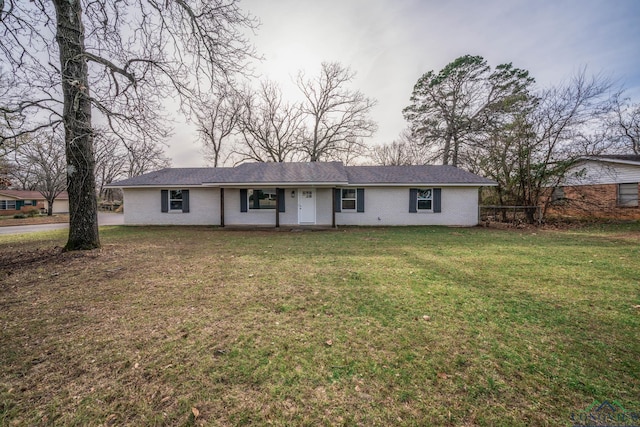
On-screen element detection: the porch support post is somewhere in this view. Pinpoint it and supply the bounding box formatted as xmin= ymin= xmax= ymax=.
xmin=332 ymin=187 xmax=336 ymax=228
xmin=275 ymin=187 xmax=280 ymax=228
xmin=220 ymin=188 xmax=225 ymax=227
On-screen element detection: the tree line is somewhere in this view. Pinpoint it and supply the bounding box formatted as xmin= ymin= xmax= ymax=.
xmin=201 ymin=54 xmax=639 ymax=224
xmin=197 ymin=62 xmax=377 ymax=165
xmin=401 ymin=55 xmax=639 ymax=222
xmin=2 ymin=128 xmax=170 ymax=214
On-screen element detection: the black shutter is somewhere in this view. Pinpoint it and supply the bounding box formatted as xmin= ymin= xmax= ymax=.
xmin=433 ymin=188 xmax=441 ymax=213
xmin=334 ymin=188 xmax=341 ymax=212
xmin=182 ymin=189 xmax=190 ymax=213
xmin=240 ymin=189 xmax=248 ymax=212
xmin=161 ymin=190 xmax=168 ymax=213
xmin=356 ymin=188 xmax=365 ymax=212
xmin=409 ymin=188 xmax=417 ymax=213
xmin=278 ymin=188 xmax=285 ymax=212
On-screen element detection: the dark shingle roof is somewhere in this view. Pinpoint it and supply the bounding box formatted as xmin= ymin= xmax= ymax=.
xmin=109 ymin=162 xmax=496 ymax=187
xmin=215 ymin=161 xmax=348 ymax=184
xmin=345 ymin=165 xmax=496 ymax=185
xmin=0 ymin=190 xmax=69 ymax=200
xmin=108 ymin=168 xmax=231 ymax=186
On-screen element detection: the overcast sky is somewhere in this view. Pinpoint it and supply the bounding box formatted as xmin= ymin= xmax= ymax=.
xmin=169 ymin=0 xmax=640 ymax=167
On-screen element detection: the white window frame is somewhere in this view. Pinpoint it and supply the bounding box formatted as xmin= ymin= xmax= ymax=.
xmin=169 ymin=189 xmax=183 ymax=211
xmin=618 ymin=183 xmax=638 ymax=207
xmin=417 ymin=188 xmax=433 ymax=212
xmin=0 ymin=200 xmax=17 ymax=210
xmin=341 ymin=188 xmax=356 ymax=211
xmin=248 ymin=188 xmax=277 ymax=210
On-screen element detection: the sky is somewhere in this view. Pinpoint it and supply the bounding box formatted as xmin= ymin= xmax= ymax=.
xmin=169 ymin=0 xmax=640 ymax=167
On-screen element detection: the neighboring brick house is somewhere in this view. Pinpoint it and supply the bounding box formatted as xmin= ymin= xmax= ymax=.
xmin=547 ymin=155 xmax=640 ymax=220
xmin=0 ymin=190 xmax=70 ymax=215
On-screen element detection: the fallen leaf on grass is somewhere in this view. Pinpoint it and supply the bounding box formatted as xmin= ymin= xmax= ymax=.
xmin=437 ymin=372 xmax=449 ymax=379
xmin=325 ymin=340 xmax=333 ymax=346
xmin=192 ymin=407 xmax=200 ymax=418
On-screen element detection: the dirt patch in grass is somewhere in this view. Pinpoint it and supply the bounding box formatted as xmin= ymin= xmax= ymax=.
xmin=0 ymin=246 xmax=64 ymax=276
xmin=1 ymin=226 xmax=638 ymax=426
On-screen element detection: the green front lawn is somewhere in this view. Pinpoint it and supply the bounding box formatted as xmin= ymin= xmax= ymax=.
xmin=1 ymin=224 xmax=638 ymax=426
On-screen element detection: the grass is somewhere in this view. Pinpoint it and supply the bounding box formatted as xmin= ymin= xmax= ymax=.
xmin=1 ymin=224 xmax=639 ymax=426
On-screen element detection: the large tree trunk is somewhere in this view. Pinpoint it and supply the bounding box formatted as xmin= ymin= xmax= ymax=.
xmin=54 ymin=0 xmax=100 ymax=250
xmin=442 ymin=134 xmax=451 ymax=166
xmin=524 ymin=207 xmax=537 ymax=224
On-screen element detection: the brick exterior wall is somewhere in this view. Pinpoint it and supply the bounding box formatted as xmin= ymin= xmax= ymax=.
xmin=0 ymin=201 xmax=45 ymax=216
xmin=546 ymin=183 xmax=640 ymax=220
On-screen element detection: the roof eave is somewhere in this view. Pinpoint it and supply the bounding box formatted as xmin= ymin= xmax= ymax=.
xmin=347 ymin=182 xmax=497 ymax=187
xmin=108 ymin=184 xmax=203 ymax=188
xmin=112 ymin=181 xmax=497 ymax=188
xmin=204 ymin=181 xmax=350 ymax=187
xmin=579 ymin=156 xmax=640 ymax=167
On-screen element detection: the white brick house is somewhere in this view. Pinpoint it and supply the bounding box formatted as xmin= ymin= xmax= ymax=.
xmin=108 ymin=162 xmax=496 ymax=227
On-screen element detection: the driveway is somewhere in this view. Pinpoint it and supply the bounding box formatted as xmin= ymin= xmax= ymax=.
xmin=0 ymin=212 xmax=124 ymax=235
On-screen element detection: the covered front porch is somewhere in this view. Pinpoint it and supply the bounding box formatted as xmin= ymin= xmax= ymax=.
xmin=218 ymin=186 xmax=338 ymax=228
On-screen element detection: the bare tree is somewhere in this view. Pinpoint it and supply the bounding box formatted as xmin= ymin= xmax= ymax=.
xmin=94 ymin=134 xmax=127 ymax=200
xmin=7 ymin=160 xmax=38 ymax=191
xmin=0 ymin=158 xmax=13 ymax=189
xmin=468 ymin=113 xmax=536 ymax=214
xmin=14 ymin=130 xmax=67 ymax=216
xmin=369 ymin=129 xmax=433 ymax=166
xmin=609 ymin=95 xmax=640 ymax=154
xmin=196 ymin=86 xmax=243 ymax=166
xmin=472 ymin=70 xmax=615 ymax=222
xmin=0 ymin=76 xmax=28 ymax=159
xmin=93 ymin=131 xmax=170 ymax=201
xmin=0 ymin=1 xmax=256 ymax=249
xmin=124 ymin=139 xmax=171 ymax=178
xmin=7 ymin=133 xmax=39 ymax=191
xmin=297 ymin=62 xmax=377 ymax=162
xmin=235 ymin=81 xmax=304 ymax=163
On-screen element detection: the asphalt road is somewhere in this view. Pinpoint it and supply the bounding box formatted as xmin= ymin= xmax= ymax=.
xmin=0 ymin=212 xmax=124 ymax=235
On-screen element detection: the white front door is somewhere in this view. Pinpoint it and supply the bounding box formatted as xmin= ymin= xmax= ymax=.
xmin=298 ymin=188 xmax=316 ymax=224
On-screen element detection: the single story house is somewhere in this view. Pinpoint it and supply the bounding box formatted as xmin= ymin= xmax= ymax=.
xmin=0 ymin=190 xmax=70 ymax=215
xmin=548 ymin=155 xmax=640 ymax=219
xmin=108 ymin=162 xmax=497 ymax=227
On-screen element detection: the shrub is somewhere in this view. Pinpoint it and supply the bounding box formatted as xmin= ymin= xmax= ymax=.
xmin=13 ymin=214 xmax=27 ymax=219
xmin=26 ymin=208 xmax=40 ymax=217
